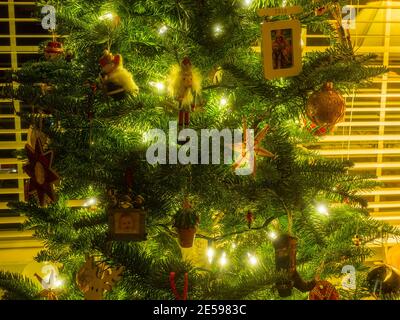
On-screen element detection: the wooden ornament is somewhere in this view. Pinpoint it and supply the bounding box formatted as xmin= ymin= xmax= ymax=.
xmin=23 ymin=138 xmax=60 ymax=207
xmin=309 ymin=280 xmax=340 ymax=300
xmin=76 ymin=256 xmax=124 ymax=300
xmin=108 ymin=207 xmax=147 ymax=241
xmin=209 ymin=66 xmax=223 ymax=85
xmin=27 ymin=126 xmax=48 ymax=150
xmin=232 ymin=119 xmax=274 ymax=176
xmin=261 ymin=17 xmax=302 ymax=80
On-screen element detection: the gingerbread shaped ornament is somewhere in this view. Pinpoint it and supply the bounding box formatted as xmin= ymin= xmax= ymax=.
xmin=76 ymin=256 xmax=124 ymax=300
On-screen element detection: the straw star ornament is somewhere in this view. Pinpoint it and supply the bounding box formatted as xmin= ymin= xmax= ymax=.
xmin=232 ymin=119 xmax=274 ymax=176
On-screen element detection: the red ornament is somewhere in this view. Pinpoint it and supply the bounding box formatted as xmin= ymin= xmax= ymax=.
xmin=169 ymin=272 xmax=188 ymax=300
xmin=44 ymin=41 xmax=64 ymax=60
xmin=246 ymin=210 xmax=254 ymax=229
xmin=303 ymin=119 xmax=330 ymax=136
xmin=315 ymin=7 xmax=328 ymax=16
xmin=309 ymin=281 xmax=340 ymax=300
xmin=23 ymin=139 xmax=60 ymax=206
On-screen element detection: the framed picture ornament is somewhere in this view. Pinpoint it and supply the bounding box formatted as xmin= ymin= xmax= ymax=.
xmin=259 ymin=6 xmax=303 ymax=80
xmin=108 ymin=207 xmax=146 ymax=241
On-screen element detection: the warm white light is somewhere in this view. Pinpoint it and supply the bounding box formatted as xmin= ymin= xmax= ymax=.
xmin=219 ymin=252 xmax=227 ymax=267
xmin=220 ymin=97 xmax=228 ymax=107
xmin=247 ymin=253 xmax=258 ymax=266
xmin=231 ymin=243 xmax=237 ymax=249
xmin=159 ymin=25 xmax=168 ymax=34
xmin=214 ymin=24 xmax=223 ymax=36
xmin=243 ymin=0 xmax=252 ymax=7
xmin=149 ymin=81 xmax=165 ymax=92
xmin=99 ymin=12 xmax=114 ymax=21
xmin=207 ymin=248 xmax=215 ymax=264
xmin=84 ymin=197 xmax=97 ymax=207
xmin=317 ymin=204 xmax=329 ymax=216
xmin=54 ymin=279 xmax=64 ymax=289
xmin=268 ymin=231 xmax=278 ymax=240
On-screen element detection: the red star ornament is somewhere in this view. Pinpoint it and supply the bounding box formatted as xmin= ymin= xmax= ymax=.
xmin=23 ymin=139 xmax=59 ymax=206
xmin=232 ymin=119 xmax=274 ymax=176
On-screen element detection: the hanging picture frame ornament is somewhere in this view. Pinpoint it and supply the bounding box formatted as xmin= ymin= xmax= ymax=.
xmin=258 ymin=6 xmax=303 ymax=80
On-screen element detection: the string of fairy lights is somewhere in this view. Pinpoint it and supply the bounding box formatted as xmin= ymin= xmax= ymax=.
xmin=30 ymin=0 xmax=335 ymax=288
xmin=77 ymin=1 xmax=334 ymax=272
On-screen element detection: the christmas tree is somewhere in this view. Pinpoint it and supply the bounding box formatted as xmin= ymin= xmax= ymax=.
xmin=0 ymin=0 xmax=399 ymax=300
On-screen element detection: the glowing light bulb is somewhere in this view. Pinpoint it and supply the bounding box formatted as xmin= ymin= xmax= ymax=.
xmin=84 ymin=197 xmax=97 ymax=207
xmin=214 ymin=24 xmax=223 ymax=37
xmin=149 ymin=81 xmax=165 ymax=92
xmin=99 ymin=12 xmax=114 ymax=21
xmin=207 ymin=248 xmax=215 ymax=263
xmin=247 ymin=253 xmax=258 ymax=266
xmin=220 ymin=97 xmax=228 ymax=107
xmin=243 ymin=0 xmax=252 ymax=7
xmin=54 ymin=279 xmax=64 ymax=288
xmin=159 ymin=25 xmax=168 ymax=34
xmin=231 ymin=243 xmax=237 ymax=249
xmin=268 ymin=231 xmax=278 ymax=240
xmin=219 ymin=252 xmax=228 ymax=267
xmin=317 ymin=204 xmax=329 ymax=216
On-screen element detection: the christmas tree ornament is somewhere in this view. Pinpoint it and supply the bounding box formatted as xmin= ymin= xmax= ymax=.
xmin=306 ymin=82 xmax=346 ymax=132
xmin=44 ymin=41 xmax=64 ymax=61
xmin=309 ymin=280 xmax=340 ymax=300
xmin=303 ymin=118 xmax=331 ymax=136
xmin=107 ymin=183 xmax=147 ymax=241
xmin=34 ymin=265 xmax=62 ymax=300
xmin=315 ymin=6 xmax=327 ymax=16
xmin=232 ymin=119 xmax=274 ymax=176
xmin=27 ymin=125 xmax=48 ymax=150
xmin=76 ymin=256 xmax=124 ymax=300
xmin=99 ymin=50 xmax=139 ymax=100
xmin=173 ymin=200 xmax=200 ymax=248
xmin=167 ymin=57 xmax=202 ymax=131
xmin=169 ymin=272 xmax=189 ymax=300
xmin=246 ymin=210 xmax=254 ymax=229
xmin=108 ymin=207 xmax=147 ymax=241
xmin=367 ymin=264 xmax=400 ymax=296
xmin=209 ymin=65 xmax=223 ymax=85
xmin=258 ymin=6 xmax=303 ymax=80
xmin=273 ymin=234 xmax=316 ymax=297
xmin=23 ymin=139 xmax=60 ymax=207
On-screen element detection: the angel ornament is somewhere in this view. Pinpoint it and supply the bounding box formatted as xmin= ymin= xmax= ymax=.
xmin=167 ymin=57 xmax=202 ymax=137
